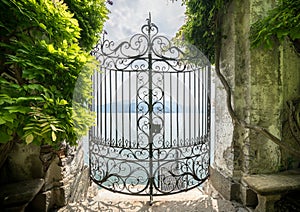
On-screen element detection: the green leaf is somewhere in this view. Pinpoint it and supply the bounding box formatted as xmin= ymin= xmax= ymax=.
xmin=59 ymin=99 xmax=68 ymax=105
xmin=39 ymin=23 xmax=47 ymax=30
xmin=0 ymin=117 xmax=6 ymax=125
xmin=0 ymin=131 xmax=12 ymax=143
xmin=25 ymin=134 xmax=34 ymax=144
xmin=16 ymin=97 xmax=44 ymax=103
xmin=52 ymin=131 xmax=57 ymax=141
xmin=4 ymin=106 xmax=30 ymax=114
xmin=50 ymin=124 xmax=57 ymax=132
xmin=47 ymin=44 xmax=55 ymax=53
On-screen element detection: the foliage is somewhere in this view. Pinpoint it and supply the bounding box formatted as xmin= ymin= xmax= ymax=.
xmin=63 ymin=0 xmax=108 ymax=51
xmin=0 ymin=0 xmax=108 ymax=147
xmin=250 ymin=0 xmax=300 ymax=49
xmin=175 ymin=0 xmax=229 ymax=63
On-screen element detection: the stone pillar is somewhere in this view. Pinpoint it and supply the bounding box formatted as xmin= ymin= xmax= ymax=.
xmin=211 ymin=0 xmax=300 ymax=206
xmin=211 ymin=0 xmax=251 ymax=201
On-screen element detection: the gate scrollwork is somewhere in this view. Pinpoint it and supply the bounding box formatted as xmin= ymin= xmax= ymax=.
xmin=89 ymin=14 xmax=211 ymax=202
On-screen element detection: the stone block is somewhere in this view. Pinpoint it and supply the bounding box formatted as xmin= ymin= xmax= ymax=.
xmin=242 ymin=169 xmax=300 ymax=195
xmin=209 ymin=166 xmax=240 ymax=201
xmin=242 ymin=169 xmax=300 ymax=211
xmin=240 ymin=183 xmax=258 ymax=207
xmin=28 ymin=190 xmax=51 ymax=212
xmin=255 ymin=194 xmax=281 ymax=212
xmin=0 ymin=178 xmax=44 ymax=209
xmin=1 ymin=144 xmax=43 ymax=183
xmin=44 ymin=156 xmax=63 ymax=191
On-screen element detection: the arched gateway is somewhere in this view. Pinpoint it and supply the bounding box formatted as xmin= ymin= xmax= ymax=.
xmin=89 ymin=14 xmax=211 ymax=203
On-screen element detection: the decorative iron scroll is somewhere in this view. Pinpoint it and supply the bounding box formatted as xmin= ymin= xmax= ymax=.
xmin=89 ymin=14 xmax=211 ymax=202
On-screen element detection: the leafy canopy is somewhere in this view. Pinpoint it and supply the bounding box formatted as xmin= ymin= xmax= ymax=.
xmin=0 ymin=0 xmax=108 ymax=146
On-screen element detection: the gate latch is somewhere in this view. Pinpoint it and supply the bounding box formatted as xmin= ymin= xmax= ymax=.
xmin=152 ymin=124 xmax=161 ymax=133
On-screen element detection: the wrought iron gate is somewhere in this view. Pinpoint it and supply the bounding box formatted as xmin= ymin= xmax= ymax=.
xmin=89 ymin=15 xmax=211 ymax=202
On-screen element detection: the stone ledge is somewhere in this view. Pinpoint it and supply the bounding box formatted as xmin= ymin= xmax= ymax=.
xmin=241 ymin=169 xmax=300 ymax=211
xmin=242 ymin=169 xmax=300 ymax=195
xmin=0 ymin=178 xmax=44 ymax=209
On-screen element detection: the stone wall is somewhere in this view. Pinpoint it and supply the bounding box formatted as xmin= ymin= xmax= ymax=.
xmin=211 ymin=0 xmax=300 ymax=203
xmin=0 ymin=139 xmax=89 ymax=211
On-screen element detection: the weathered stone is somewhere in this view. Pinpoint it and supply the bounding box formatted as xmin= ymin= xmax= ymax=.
xmin=240 ymin=183 xmax=258 ymax=207
xmin=213 ymin=0 xmax=300 ymax=209
xmin=242 ymin=169 xmax=300 ymax=195
xmin=29 ymin=190 xmax=53 ymax=212
xmin=255 ymin=194 xmax=281 ymax=212
xmin=0 ymin=143 xmax=43 ymax=183
xmin=241 ymin=169 xmax=300 ymax=211
xmin=209 ymin=166 xmax=240 ymax=201
xmin=44 ymin=156 xmax=63 ymax=191
xmin=0 ymin=178 xmax=44 ymax=208
xmin=70 ymin=165 xmax=90 ymax=203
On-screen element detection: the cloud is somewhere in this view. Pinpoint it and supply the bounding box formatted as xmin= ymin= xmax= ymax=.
xmin=104 ymin=0 xmax=186 ymax=41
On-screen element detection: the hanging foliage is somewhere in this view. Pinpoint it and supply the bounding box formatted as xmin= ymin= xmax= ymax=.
xmin=0 ymin=0 xmax=108 ymax=147
xmin=250 ymin=0 xmax=300 ymax=53
xmin=175 ymin=0 xmax=230 ymax=63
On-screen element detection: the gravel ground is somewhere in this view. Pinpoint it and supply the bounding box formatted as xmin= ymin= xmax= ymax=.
xmin=58 ymin=183 xmax=252 ymax=212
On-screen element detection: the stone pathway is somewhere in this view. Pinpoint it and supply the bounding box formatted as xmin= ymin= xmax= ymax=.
xmin=59 ymin=184 xmax=252 ymax=212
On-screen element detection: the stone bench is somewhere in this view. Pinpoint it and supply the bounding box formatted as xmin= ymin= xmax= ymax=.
xmin=242 ymin=169 xmax=300 ymax=211
xmin=0 ymin=178 xmax=44 ymax=211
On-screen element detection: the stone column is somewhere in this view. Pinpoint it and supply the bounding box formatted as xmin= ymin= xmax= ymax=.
xmin=211 ymin=0 xmax=300 ymax=206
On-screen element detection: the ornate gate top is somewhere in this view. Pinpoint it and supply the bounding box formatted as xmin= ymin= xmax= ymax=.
xmin=91 ymin=13 xmax=210 ymax=73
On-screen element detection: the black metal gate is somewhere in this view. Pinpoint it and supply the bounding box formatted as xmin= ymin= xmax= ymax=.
xmin=89 ymin=15 xmax=211 ymax=202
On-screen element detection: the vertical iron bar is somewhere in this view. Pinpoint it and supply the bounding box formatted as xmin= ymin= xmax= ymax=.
xmin=205 ymin=67 xmax=207 ymax=140
xmin=110 ymin=70 xmax=112 ymax=146
xmin=115 ymin=71 xmax=118 ymax=146
xmin=198 ymin=69 xmax=200 ymax=143
xmin=202 ymin=67 xmax=204 ymax=141
xmin=207 ymin=65 xmax=211 ymax=165
xmin=170 ymin=72 xmax=172 ymax=148
xmin=100 ymin=72 xmax=103 ymax=143
xmin=163 ymin=73 xmax=165 ymax=148
xmin=189 ymin=71 xmax=191 ymax=146
xmin=147 ymin=14 xmax=154 ymax=205
xmin=136 ymin=72 xmax=139 ymax=148
xmin=176 ymin=72 xmax=179 ymax=147
xmin=205 ymin=67 xmax=207 ymax=139
xmin=104 ymin=70 xmax=108 ymax=145
xmin=94 ymin=72 xmax=97 ymax=139
xmin=129 ymin=71 xmax=132 ymax=148
xmin=183 ymin=72 xmax=185 ymax=146
xmin=194 ymin=69 xmax=196 ymax=143
xmin=122 ymin=69 xmax=124 ymax=147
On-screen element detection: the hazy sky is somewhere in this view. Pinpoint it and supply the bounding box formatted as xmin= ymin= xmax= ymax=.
xmin=104 ymin=0 xmax=186 ymax=41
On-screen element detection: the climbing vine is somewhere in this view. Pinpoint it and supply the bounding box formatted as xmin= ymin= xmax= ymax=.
xmin=173 ymin=0 xmax=230 ymax=63
xmin=174 ymin=0 xmax=300 ymax=156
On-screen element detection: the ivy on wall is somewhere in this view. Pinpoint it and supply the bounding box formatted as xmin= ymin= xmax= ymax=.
xmin=0 ymin=0 xmax=108 ymax=147
xmin=250 ymin=0 xmax=300 ymax=53
xmin=174 ymin=0 xmax=300 ymax=156
xmin=174 ymin=0 xmax=229 ymax=63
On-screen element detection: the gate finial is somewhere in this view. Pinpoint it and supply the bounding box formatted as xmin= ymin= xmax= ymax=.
xmin=148 ymin=12 xmax=151 ymax=25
